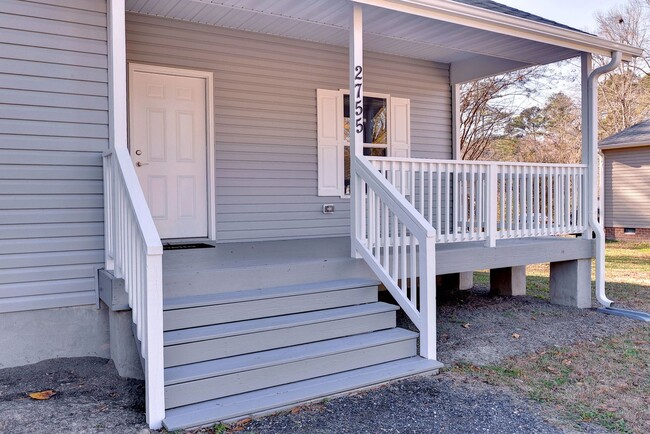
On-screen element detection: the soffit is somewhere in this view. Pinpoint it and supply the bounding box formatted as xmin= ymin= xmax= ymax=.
xmin=125 ymin=0 xmax=581 ymax=71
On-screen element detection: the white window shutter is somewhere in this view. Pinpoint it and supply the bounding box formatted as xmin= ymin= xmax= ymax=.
xmin=390 ymin=97 xmax=411 ymax=157
xmin=317 ymin=89 xmax=343 ymax=196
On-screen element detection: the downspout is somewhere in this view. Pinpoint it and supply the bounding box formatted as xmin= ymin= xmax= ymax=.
xmin=587 ymin=51 xmax=621 ymax=308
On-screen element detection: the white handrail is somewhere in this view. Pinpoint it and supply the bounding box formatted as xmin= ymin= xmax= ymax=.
xmin=103 ymin=146 xmax=165 ymax=426
xmin=353 ymin=156 xmax=437 ymax=360
xmin=369 ymin=157 xmax=588 ymax=246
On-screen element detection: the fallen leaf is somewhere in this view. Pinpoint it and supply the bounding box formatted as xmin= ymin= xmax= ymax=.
xmin=512 ymin=333 xmax=520 ymax=339
xmin=462 ymin=323 xmax=471 ymax=329
xmin=562 ymin=359 xmax=572 ymax=366
xmin=546 ymin=366 xmax=558 ymax=374
xmin=290 ymin=406 xmax=303 ymax=414
xmin=28 ymin=390 xmax=56 ymax=400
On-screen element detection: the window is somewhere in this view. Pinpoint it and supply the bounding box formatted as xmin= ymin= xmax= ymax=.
xmin=343 ymin=94 xmax=388 ymax=195
xmin=316 ymin=89 xmax=411 ymax=197
xmin=623 ymin=228 xmax=636 ymax=234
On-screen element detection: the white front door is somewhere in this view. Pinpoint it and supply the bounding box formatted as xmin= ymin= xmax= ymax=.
xmin=129 ymin=68 xmax=208 ymax=239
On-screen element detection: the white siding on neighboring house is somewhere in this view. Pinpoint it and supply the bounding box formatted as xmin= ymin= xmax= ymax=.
xmin=0 ymin=0 xmax=108 ymax=312
xmin=126 ymin=13 xmax=452 ymax=243
xmin=603 ymin=146 xmax=650 ymax=228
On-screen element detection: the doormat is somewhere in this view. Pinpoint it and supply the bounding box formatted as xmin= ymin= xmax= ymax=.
xmin=163 ymin=243 xmax=215 ymax=251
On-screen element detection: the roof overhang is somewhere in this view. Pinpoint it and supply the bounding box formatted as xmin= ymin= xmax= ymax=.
xmin=357 ymin=0 xmax=643 ymax=63
xmin=125 ymin=0 xmax=643 ymax=84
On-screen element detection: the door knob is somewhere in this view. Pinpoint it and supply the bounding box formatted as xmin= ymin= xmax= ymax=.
xmin=136 ymin=161 xmax=149 ymax=167
xmin=135 ymin=150 xmax=142 ymax=156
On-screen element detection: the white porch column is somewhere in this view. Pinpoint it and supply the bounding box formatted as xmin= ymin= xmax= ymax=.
xmin=451 ymin=83 xmax=461 ymax=160
xmin=349 ymin=4 xmax=364 ymax=258
xmin=108 ymin=1 xmax=165 ymax=429
xmin=108 ymin=0 xmax=128 ymax=152
xmin=580 ymin=53 xmax=593 ymax=239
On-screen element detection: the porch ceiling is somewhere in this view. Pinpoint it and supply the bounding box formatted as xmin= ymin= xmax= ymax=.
xmin=125 ymin=0 xmax=636 ymax=83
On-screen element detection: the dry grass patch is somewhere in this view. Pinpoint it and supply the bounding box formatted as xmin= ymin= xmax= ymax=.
xmin=464 ymin=242 xmax=650 ymax=432
xmin=456 ymin=327 xmax=650 ymax=432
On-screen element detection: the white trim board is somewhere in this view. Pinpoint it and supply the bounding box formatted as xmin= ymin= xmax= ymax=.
xmin=127 ymin=63 xmax=217 ymax=241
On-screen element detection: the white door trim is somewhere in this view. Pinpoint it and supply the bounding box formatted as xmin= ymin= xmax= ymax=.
xmin=128 ymin=63 xmax=216 ymax=241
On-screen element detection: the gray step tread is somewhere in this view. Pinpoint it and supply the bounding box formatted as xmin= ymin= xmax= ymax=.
xmin=163 ymin=356 xmax=443 ymax=431
xmin=165 ymin=328 xmax=417 ymax=385
xmin=163 ymin=278 xmax=380 ymax=310
xmin=164 ymin=302 xmax=398 ymax=346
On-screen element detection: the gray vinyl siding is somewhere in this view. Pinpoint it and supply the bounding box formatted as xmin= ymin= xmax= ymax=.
xmin=603 ymin=146 xmax=650 ymax=228
xmin=126 ymin=13 xmax=452 ymax=243
xmin=0 ymin=0 xmax=108 ymax=312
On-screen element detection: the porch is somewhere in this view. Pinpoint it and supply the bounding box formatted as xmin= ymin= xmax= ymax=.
xmin=101 ymin=0 xmax=640 ymax=430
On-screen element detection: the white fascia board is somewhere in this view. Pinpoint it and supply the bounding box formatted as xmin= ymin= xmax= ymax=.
xmin=354 ymin=0 xmax=643 ymax=61
xmin=450 ymin=56 xmax=532 ymax=84
xmin=599 ymin=142 xmax=650 ymax=151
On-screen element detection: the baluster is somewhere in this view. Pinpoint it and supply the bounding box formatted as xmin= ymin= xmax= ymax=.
xmin=427 ymin=163 xmax=430 ymax=228
xmin=409 ymin=233 xmax=417 ymax=305
xmin=436 ymin=164 xmax=442 ymax=242
xmin=469 ymin=165 xmax=475 ymax=240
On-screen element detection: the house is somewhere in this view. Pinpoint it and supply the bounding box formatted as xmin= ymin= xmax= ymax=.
xmin=600 ymin=119 xmax=650 ymax=241
xmin=0 ymin=0 xmax=642 ymax=430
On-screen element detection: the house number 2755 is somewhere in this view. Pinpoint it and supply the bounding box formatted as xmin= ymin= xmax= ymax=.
xmin=354 ymin=65 xmax=364 ymax=134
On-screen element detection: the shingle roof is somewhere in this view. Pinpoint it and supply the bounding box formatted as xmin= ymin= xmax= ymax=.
xmin=452 ymin=0 xmax=589 ymax=34
xmin=600 ymin=119 xmax=650 ymax=148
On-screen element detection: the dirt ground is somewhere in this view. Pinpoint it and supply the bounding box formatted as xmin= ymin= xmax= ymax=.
xmin=0 ymin=284 xmax=641 ymax=434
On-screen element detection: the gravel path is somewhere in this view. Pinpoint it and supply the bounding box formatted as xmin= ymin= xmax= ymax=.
xmin=0 ymin=287 xmax=637 ymax=434
xmin=242 ymin=374 xmax=563 ymax=434
xmin=0 ymin=358 xmax=147 ymax=434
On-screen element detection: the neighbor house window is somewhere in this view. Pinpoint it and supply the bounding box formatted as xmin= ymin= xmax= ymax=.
xmin=316 ymin=89 xmax=411 ymax=197
xmin=623 ymin=228 xmax=636 ymax=234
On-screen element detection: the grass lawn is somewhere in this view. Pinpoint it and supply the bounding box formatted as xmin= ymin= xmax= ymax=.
xmin=463 ymin=242 xmax=650 ymax=433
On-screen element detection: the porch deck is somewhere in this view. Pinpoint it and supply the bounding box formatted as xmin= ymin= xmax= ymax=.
xmin=162 ymin=236 xmax=594 ymax=299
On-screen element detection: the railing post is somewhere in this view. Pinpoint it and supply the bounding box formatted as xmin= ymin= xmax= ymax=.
xmin=144 ymin=252 xmax=165 ymax=428
xmin=419 ymin=234 xmax=436 ymax=360
xmin=485 ymin=163 xmax=498 ymax=247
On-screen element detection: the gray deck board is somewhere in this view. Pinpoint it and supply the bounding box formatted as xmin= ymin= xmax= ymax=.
xmin=163 ymin=278 xmax=380 ymax=310
xmin=163 ymin=285 xmax=378 ymax=331
xmin=164 ymin=302 xmax=397 ymax=345
xmin=164 ymin=334 xmax=417 ymax=409
xmin=162 ymin=356 xmax=442 ymax=431
xmin=164 ymin=304 xmax=397 ymax=367
xmin=165 ymin=328 xmax=416 ymax=385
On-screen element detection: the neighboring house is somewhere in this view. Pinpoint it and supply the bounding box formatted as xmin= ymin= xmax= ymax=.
xmin=600 ymin=119 xmax=650 ymax=241
xmin=0 ymin=0 xmax=641 ymax=430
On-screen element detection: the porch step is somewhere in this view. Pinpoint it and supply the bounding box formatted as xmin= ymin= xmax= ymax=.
xmin=164 ymin=328 xmax=418 ymax=409
xmin=163 ymin=302 xmax=398 ymax=367
xmin=162 ymin=278 xmax=380 ymax=331
xmin=162 ymin=356 xmax=443 ymax=431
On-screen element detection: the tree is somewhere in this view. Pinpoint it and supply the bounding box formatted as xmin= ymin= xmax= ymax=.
xmin=459 ymin=67 xmax=547 ymax=160
xmin=496 ymin=93 xmax=582 ymax=164
xmin=595 ymin=0 xmax=650 ymax=138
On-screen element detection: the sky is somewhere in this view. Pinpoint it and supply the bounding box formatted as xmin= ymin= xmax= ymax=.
xmin=497 ymin=0 xmax=625 ymax=32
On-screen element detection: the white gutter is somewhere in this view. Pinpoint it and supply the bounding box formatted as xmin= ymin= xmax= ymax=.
xmin=354 ymin=0 xmax=643 ymax=61
xmin=588 ymin=51 xmax=622 ymax=308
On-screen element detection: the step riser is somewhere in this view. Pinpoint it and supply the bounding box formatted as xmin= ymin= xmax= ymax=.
xmin=164 ymin=311 xmax=396 ymax=367
xmin=164 ymin=259 xmax=376 ymax=297
xmin=163 ymin=286 xmax=378 ymax=331
xmin=164 ymin=338 xmax=417 ymax=409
